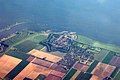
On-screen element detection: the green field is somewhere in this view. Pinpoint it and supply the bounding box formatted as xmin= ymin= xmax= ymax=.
xmin=14 ymin=40 xmax=39 ymax=53
xmin=110 ymin=67 xmax=119 ymax=78
xmin=94 ymin=49 xmax=110 ymax=61
xmin=13 ymin=33 xmax=47 ymax=53
xmin=77 ymin=35 xmax=120 ymax=53
xmin=102 ymin=51 xmax=115 ymax=64
xmin=30 ymin=34 xmax=47 ymax=43
xmin=5 ymin=31 xmax=47 ymax=53
xmin=3 ymin=31 xmax=31 ymax=46
xmin=114 ymin=70 xmax=120 ymax=80
xmin=63 ymin=68 xmax=77 ymax=80
xmin=6 ymin=50 xmax=29 ymax=60
xmin=86 ymin=60 xmax=99 ymax=73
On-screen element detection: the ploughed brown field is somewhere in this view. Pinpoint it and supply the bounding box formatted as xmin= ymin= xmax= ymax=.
xmin=92 ymin=62 xmax=116 ymax=79
xmin=73 ymin=61 xmax=89 ymax=72
xmin=28 ymin=49 xmax=62 ymax=63
xmin=0 ymin=55 xmax=22 ymax=79
xmin=14 ymin=63 xmax=52 ymax=80
xmin=90 ymin=75 xmax=101 ymax=80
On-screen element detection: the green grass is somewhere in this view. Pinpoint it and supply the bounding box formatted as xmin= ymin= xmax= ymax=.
xmin=77 ymin=35 xmax=120 ymax=53
xmin=4 ymin=31 xmax=31 ymax=46
xmin=86 ymin=60 xmax=99 ymax=73
xmin=30 ymin=34 xmax=47 ymax=43
xmin=77 ymin=35 xmax=94 ymax=45
xmin=110 ymin=67 xmax=119 ymax=78
xmin=5 ymin=31 xmax=47 ymax=53
xmin=6 ymin=50 xmax=29 ymax=60
xmin=81 ymin=73 xmax=92 ymax=80
xmin=75 ymin=72 xmax=92 ymax=80
xmin=94 ymin=49 xmax=110 ymax=61
xmin=114 ymin=70 xmax=120 ymax=80
xmin=12 ymin=32 xmax=47 ymax=53
xmin=102 ymin=51 xmax=115 ymax=64
xmin=93 ymin=41 xmax=120 ymax=53
xmin=14 ymin=40 xmax=39 ymax=53
xmin=63 ymin=68 xmax=77 ymax=80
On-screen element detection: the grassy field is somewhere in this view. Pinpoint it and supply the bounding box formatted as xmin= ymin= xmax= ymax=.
xmin=30 ymin=34 xmax=47 ymax=43
xmin=94 ymin=49 xmax=110 ymax=62
xmin=6 ymin=50 xmax=29 ymax=60
xmin=86 ymin=60 xmax=99 ymax=73
xmin=77 ymin=35 xmax=120 ymax=53
xmin=114 ymin=70 xmax=120 ymax=80
xmin=3 ymin=31 xmax=30 ymax=46
xmin=110 ymin=67 xmax=119 ymax=78
xmin=14 ymin=33 xmax=47 ymax=53
xmin=63 ymin=68 xmax=77 ymax=80
xmin=4 ymin=31 xmax=47 ymax=55
xmin=14 ymin=40 xmax=39 ymax=53
xmin=102 ymin=51 xmax=115 ymax=64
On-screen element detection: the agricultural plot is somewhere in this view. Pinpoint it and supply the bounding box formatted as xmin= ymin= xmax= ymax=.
xmin=109 ymin=56 xmax=120 ymax=68
xmin=102 ymin=51 xmax=115 ymax=64
xmin=0 ymin=55 xmax=22 ymax=79
xmin=94 ymin=49 xmax=110 ymax=62
xmin=6 ymin=50 xmax=30 ymax=60
xmin=110 ymin=67 xmax=119 ymax=78
xmin=30 ymin=34 xmax=47 ymax=43
xmin=70 ymin=70 xmax=81 ymax=80
xmin=3 ymin=31 xmax=31 ymax=46
xmin=75 ymin=72 xmax=92 ymax=80
xmin=77 ymin=34 xmax=120 ymax=53
xmin=63 ymin=68 xmax=77 ymax=80
xmin=73 ymin=62 xmax=89 ymax=72
xmin=14 ymin=40 xmax=39 ymax=53
xmin=14 ymin=63 xmax=52 ymax=80
xmin=86 ymin=60 xmax=99 ymax=73
xmin=114 ymin=70 xmax=120 ymax=80
xmin=12 ymin=33 xmax=47 ymax=53
xmin=90 ymin=75 xmax=101 ymax=80
xmin=92 ymin=62 xmax=116 ymax=79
